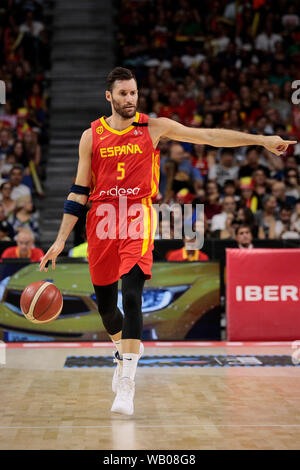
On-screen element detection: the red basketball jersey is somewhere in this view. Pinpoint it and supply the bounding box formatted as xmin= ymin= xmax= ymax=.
xmin=89 ymin=112 xmax=160 ymax=202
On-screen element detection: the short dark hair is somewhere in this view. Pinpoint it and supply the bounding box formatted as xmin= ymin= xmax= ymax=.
xmin=0 ymin=181 xmax=11 ymax=190
xmin=280 ymin=204 xmax=292 ymax=213
xmin=106 ymin=67 xmax=137 ymax=93
xmin=274 ymin=123 xmax=286 ymax=133
xmin=224 ymin=179 xmax=235 ymax=187
xmin=235 ymin=224 xmax=252 ymax=236
xmin=246 ymin=146 xmax=259 ymax=156
xmin=10 ymin=165 xmax=23 ymax=174
xmin=259 ymin=93 xmax=269 ymax=100
xmin=256 ymin=114 xmax=267 ymax=122
xmin=221 ymin=148 xmax=234 ymax=157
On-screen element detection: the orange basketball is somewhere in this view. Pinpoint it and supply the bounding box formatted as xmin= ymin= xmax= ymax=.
xmin=20 ymin=281 xmax=63 ymax=324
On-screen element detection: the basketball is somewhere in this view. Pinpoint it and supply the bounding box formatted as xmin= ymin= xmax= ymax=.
xmin=20 ymin=281 xmax=63 ymax=324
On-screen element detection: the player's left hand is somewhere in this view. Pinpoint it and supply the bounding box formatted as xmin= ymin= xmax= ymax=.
xmin=263 ymin=136 xmax=297 ymax=156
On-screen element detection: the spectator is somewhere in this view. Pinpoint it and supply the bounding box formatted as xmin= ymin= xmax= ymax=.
xmin=285 ymin=168 xmax=300 ymax=201
xmin=255 ymin=20 xmax=282 ymax=53
xmin=162 ymin=142 xmax=202 ymax=203
xmin=236 ymin=206 xmax=258 ymax=238
xmin=157 ymin=217 xmax=175 ymax=240
xmin=252 ymin=168 xmax=269 ymax=204
xmin=28 ymin=82 xmax=47 ymax=112
xmin=11 ymin=66 xmax=29 ymax=110
xmin=193 ymin=210 xmax=211 ymax=240
xmin=6 ymin=166 xmax=31 ymax=200
xmin=204 ymin=180 xmax=222 ymax=223
xmin=17 ymin=107 xmax=33 ymax=139
xmin=191 ymin=144 xmax=209 ymax=181
xmin=0 ymin=202 xmax=14 ymax=239
xmin=208 ymin=148 xmax=239 ymax=187
xmin=235 ymin=224 xmax=254 ymax=249
xmin=219 ymin=212 xmax=240 ymax=240
xmin=0 ymin=152 xmax=17 ymax=178
xmin=271 ymin=181 xmax=292 ymax=210
xmin=19 ymin=11 xmax=44 ymax=38
xmin=210 ymin=195 xmax=236 ymax=233
xmin=274 ymin=205 xmax=299 ymax=239
xmin=205 ymin=88 xmax=230 ymax=124
xmin=166 ymin=227 xmax=209 ymax=262
xmin=13 ymin=140 xmax=27 ymax=168
xmin=291 ymin=199 xmax=300 ymax=233
xmin=0 ymin=129 xmax=13 ymax=163
xmin=285 ymin=155 xmax=300 ymax=172
xmin=239 ymin=177 xmax=258 ymax=213
xmin=255 ymin=194 xmax=277 ymax=239
xmin=282 ymin=4 xmax=300 ymax=29
xmin=8 ymin=195 xmax=39 ymax=241
xmin=23 ymin=130 xmax=41 ymax=171
xmin=223 ymin=1 xmax=242 ymax=20
xmin=1 ymin=228 xmax=44 ymax=262
xmin=154 ymin=205 xmax=176 ymax=241
xmin=270 ymin=84 xmax=291 ymax=123
xmin=239 ymin=86 xmax=253 ymax=120
xmin=0 ymin=102 xmax=17 ymax=129
xmin=239 ymin=147 xmax=270 ymax=179
xmin=0 ymin=182 xmax=16 ymax=216
xmin=181 ymin=46 xmax=205 ymax=69
xmin=0 ymin=221 xmax=12 ymax=242
xmin=221 ymin=179 xmax=239 ymax=202
xmin=269 ymin=61 xmax=291 ymax=88
xmin=202 ymin=112 xmax=215 ymax=128
xmin=248 ymin=94 xmax=270 ymax=126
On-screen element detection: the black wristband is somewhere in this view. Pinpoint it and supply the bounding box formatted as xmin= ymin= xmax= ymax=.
xmin=69 ymin=184 xmax=90 ymax=196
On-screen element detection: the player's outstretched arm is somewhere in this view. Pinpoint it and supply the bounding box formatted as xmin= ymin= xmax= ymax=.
xmin=39 ymin=129 xmax=92 ymax=272
xmin=151 ymin=117 xmax=297 ymax=156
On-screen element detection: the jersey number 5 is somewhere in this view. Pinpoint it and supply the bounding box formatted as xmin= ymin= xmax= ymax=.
xmin=117 ymin=162 xmax=125 ymax=180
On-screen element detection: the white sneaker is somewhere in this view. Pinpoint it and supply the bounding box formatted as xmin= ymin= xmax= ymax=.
xmin=112 ymin=342 xmax=144 ymax=394
xmin=111 ymin=377 xmax=135 ymax=415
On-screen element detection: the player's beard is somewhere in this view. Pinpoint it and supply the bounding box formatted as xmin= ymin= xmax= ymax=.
xmin=111 ymin=97 xmax=137 ymax=119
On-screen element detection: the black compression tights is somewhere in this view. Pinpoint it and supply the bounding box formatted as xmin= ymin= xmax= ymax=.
xmin=93 ymin=264 xmax=146 ymax=340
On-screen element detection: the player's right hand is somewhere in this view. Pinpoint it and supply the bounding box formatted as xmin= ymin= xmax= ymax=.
xmin=39 ymin=240 xmax=65 ymax=272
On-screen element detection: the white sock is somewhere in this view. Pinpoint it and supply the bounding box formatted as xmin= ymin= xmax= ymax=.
xmin=122 ymin=353 xmax=139 ymax=381
xmin=112 ymin=339 xmax=122 ymax=358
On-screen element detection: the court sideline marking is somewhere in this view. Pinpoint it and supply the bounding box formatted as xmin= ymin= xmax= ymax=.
xmin=4 ymin=341 xmax=296 ymax=349
xmin=1 ymin=424 xmax=300 ymax=429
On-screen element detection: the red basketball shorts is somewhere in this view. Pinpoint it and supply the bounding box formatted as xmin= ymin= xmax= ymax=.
xmin=86 ymin=197 xmax=157 ymax=286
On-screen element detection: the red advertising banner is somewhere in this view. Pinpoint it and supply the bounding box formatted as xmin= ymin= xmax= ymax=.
xmin=226 ymin=248 xmax=300 ymax=341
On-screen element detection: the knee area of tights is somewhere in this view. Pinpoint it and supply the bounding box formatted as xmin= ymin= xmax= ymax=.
xmin=98 ymin=309 xmax=117 ymax=319
xmin=122 ymin=290 xmax=141 ymax=309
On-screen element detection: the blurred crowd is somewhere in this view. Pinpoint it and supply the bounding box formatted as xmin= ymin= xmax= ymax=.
xmin=0 ymin=0 xmax=51 ymax=246
xmin=119 ymin=0 xmax=300 ymax=242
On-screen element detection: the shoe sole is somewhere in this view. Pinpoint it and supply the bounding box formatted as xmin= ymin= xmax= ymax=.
xmin=111 ymin=405 xmax=134 ymax=416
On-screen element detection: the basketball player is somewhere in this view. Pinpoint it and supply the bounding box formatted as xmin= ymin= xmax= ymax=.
xmin=39 ymin=67 xmax=296 ymax=415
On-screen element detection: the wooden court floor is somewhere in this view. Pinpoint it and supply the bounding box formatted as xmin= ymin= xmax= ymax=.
xmin=1 ymin=343 xmax=300 ymax=450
